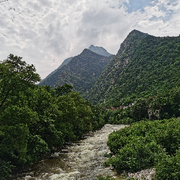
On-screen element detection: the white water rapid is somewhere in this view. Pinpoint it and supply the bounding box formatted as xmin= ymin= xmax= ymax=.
xmin=15 ymin=124 xmax=127 ymax=180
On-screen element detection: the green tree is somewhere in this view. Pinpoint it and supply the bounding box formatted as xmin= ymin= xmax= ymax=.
xmin=54 ymin=83 xmax=73 ymax=96
xmin=0 ymin=54 xmax=40 ymax=110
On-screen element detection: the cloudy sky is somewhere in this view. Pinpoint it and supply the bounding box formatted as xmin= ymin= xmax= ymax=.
xmin=0 ymin=0 xmax=180 ymax=79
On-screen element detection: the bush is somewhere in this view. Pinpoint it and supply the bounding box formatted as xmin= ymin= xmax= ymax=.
xmin=106 ymin=118 xmax=180 ymax=176
xmin=118 ymin=117 xmax=134 ymax=124
xmin=0 ymin=160 xmax=13 ymax=180
xmin=155 ymin=148 xmax=180 ymax=180
xmin=105 ymin=138 xmax=165 ymax=173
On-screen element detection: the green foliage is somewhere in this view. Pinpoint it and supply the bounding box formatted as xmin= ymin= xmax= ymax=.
xmin=0 ymin=54 xmax=104 ymax=179
xmin=87 ymin=30 xmax=180 ymax=106
xmin=106 ymin=118 xmax=180 ymax=176
xmin=102 ymin=85 xmax=180 ymax=127
xmin=54 ymin=83 xmax=73 ymax=96
xmin=106 ymin=139 xmax=165 ymax=174
xmin=155 ymin=148 xmax=180 ymax=180
xmin=131 ymin=98 xmax=148 ymax=121
xmin=0 ymin=160 xmax=14 ymax=180
xmin=0 ymin=54 xmax=40 ymax=110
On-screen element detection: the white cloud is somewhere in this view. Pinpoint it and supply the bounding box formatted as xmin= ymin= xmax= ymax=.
xmin=0 ymin=0 xmax=180 ymax=79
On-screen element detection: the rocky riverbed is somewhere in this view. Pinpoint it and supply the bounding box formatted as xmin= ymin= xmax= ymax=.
xmin=12 ymin=124 xmax=156 ymax=180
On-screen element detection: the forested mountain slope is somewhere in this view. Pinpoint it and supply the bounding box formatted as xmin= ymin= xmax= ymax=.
xmin=39 ymin=46 xmax=113 ymax=91
xmin=86 ymin=30 xmax=180 ymax=106
xmin=54 ymin=49 xmax=112 ymax=94
xmin=39 ymin=57 xmax=73 ymax=87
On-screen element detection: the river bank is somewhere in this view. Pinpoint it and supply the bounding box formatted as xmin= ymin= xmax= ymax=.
xmin=11 ymin=124 xmax=156 ymax=180
xmin=11 ymin=124 xmax=127 ymax=180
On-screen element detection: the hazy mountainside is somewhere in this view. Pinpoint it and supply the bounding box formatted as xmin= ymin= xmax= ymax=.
xmin=86 ymin=30 xmax=180 ymax=106
xmin=39 ymin=57 xmax=73 ymax=87
xmin=89 ymin=45 xmax=113 ymax=57
xmin=54 ymin=49 xmax=112 ymax=93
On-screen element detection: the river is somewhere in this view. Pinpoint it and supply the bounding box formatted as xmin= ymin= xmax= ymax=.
xmin=13 ymin=124 xmax=127 ymax=180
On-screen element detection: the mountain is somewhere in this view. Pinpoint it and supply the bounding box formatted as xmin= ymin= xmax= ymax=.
xmin=39 ymin=47 xmax=113 ymax=94
xmin=39 ymin=57 xmax=73 ymax=87
xmin=54 ymin=49 xmax=112 ymax=93
xmin=86 ymin=30 xmax=180 ymax=106
xmin=89 ymin=45 xmax=113 ymax=57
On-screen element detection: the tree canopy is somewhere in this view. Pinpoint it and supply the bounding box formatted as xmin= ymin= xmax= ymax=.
xmin=0 ymin=54 xmax=104 ymax=179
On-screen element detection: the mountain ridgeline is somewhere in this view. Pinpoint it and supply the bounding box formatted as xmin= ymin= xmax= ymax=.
xmin=39 ymin=46 xmax=113 ymax=94
xmin=40 ymin=29 xmax=180 ymax=107
xmin=86 ymin=30 xmax=180 ymax=106
xmin=39 ymin=57 xmax=73 ymax=87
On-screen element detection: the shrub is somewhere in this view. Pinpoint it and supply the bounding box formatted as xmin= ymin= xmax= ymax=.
xmin=155 ymin=148 xmax=180 ymax=180
xmin=106 ymin=138 xmax=165 ymax=173
xmin=106 ymin=118 xmax=180 ymax=177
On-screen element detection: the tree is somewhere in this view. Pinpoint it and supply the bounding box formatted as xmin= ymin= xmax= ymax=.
xmin=54 ymin=83 xmax=73 ymax=96
xmin=0 ymin=54 xmax=40 ymax=110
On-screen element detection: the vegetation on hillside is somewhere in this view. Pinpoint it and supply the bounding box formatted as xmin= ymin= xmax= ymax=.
xmin=0 ymin=55 xmax=104 ymax=180
xmin=86 ymin=30 xmax=180 ymax=107
xmin=39 ymin=57 xmax=73 ymax=87
xmin=101 ymin=85 xmax=180 ymax=179
xmin=39 ymin=49 xmax=112 ymax=97
xmin=54 ymin=49 xmax=112 ymax=95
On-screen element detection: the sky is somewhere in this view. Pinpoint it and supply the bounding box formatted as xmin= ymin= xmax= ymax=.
xmin=0 ymin=0 xmax=180 ymax=79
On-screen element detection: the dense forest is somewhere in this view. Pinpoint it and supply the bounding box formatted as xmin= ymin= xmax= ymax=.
xmin=0 ymin=55 xmax=105 ymax=180
xmin=86 ymin=30 xmax=180 ymax=107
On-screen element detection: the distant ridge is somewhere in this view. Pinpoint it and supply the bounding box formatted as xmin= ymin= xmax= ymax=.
xmin=39 ymin=57 xmax=73 ymax=87
xmin=39 ymin=46 xmax=113 ymax=93
xmin=54 ymin=49 xmax=112 ymax=93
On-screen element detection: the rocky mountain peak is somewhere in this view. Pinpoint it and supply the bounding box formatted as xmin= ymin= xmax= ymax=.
xmin=89 ymin=45 xmax=113 ymax=57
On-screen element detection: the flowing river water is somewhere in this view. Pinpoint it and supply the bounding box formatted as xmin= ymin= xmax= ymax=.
xmin=13 ymin=124 xmax=128 ymax=180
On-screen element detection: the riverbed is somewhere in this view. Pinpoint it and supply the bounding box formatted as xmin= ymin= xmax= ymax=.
xmin=13 ymin=124 xmax=127 ymax=180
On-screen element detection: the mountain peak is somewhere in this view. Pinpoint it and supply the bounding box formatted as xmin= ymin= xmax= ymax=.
xmin=128 ymin=29 xmax=149 ymax=37
xmin=88 ymin=45 xmax=113 ymax=57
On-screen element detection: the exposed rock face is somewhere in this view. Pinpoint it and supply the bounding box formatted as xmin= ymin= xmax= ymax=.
xmin=89 ymin=45 xmax=113 ymax=57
